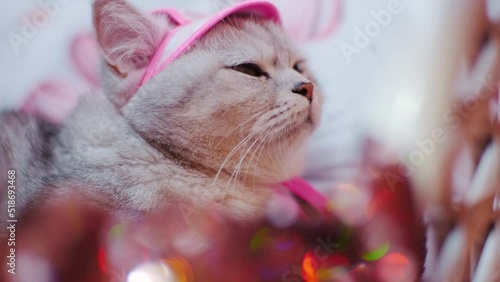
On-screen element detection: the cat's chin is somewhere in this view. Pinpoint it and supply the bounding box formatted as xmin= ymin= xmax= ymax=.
xmin=268 ymin=114 xmax=315 ymax=146
xmin=256 ymin=135 xmax=309 ymax=184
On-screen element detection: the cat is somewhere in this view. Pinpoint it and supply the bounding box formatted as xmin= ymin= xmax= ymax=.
xmin=0 ymin=0 xmax=322 ymax=224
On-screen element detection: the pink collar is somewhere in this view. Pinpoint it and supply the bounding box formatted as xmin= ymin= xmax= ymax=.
xmin=283 ymin=177 xmax=328 ymax=213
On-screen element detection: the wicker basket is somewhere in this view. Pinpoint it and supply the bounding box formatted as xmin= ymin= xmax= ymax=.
xmin=372 ymin=1 xmax=500 ymax=281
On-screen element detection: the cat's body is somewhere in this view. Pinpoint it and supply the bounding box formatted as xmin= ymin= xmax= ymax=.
xmin=0 ymin=112 xmax=58 ymax=222
xmin=1 ymin=93 xmax=265 ymax=221
xmin=0 ymin=0 xmax=321 ymax=223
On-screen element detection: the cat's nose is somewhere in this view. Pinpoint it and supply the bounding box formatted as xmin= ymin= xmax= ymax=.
xmin=292 ymin=82 xmax=314 ymax=102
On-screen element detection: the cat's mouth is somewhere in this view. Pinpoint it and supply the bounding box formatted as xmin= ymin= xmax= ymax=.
xmin=248 ymin=100 xmax=318 ymax=147
xmin=305 ymin=110 xmax=314 ymax=125
xmin=266 ymin=110 xmax=315 ymax=144
xmin=297 ymin=112 xmax=314 ymax=131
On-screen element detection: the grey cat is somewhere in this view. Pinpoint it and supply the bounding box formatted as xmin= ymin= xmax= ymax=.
xmin=0 ymin=0 xmax=322 ymax=224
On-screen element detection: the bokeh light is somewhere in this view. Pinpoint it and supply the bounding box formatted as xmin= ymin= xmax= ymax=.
xmin=318 ymin=266 xmax=351 ymax=282
xmin=272 ymin=235 xmax=297 ymax=252
xmin=375 ymin=252 xmax=415 ymax=282
xmin=173 ymin=229 xmax=211 ymax=257
xmin=250 ymin=228 xmax=272 ymax=251
xmin=301 ymin=251 xmax=352 ymax=282
xmin=265 ymin=191 xmax=300 ymax=228
xmin=302 ymin=251 xmax=319 ymax=282
xmin=164 ymin=257 xmax=194 ymax=282
xmin=16 ymin=252 xmax=55 ymax=282
xmin=108 ymin=223 xmax=126 ymax=241
xmin=326 ymin=183 xmax=371 ymax=225
xmin=127 ymin=261 xmax=179 ymax=282
xmin=362 ymin=241 xmax=390 ymax=262
xmin=98 ymin=247 xmax=109 ymax=275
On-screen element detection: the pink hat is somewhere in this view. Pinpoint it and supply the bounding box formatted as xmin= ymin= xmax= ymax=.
xmin=140 ymin=0 xmax=281 ymax=86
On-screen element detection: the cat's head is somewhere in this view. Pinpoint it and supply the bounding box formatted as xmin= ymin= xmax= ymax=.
xmin=93 ymin=0 xmax=322 ymax=185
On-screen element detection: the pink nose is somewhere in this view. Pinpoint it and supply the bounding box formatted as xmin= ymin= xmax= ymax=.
xmin=292 ymin=82 xmax=314 ymax=102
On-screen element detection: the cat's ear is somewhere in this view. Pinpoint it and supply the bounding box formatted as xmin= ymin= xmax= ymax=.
xmin=93 ymin=0 xmax=165 ymax=73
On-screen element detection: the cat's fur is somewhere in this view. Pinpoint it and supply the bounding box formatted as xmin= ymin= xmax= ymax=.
xmin=0 ymin=0 xmax=321 ymax=223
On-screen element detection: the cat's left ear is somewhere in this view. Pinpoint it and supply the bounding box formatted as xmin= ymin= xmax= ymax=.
xmin=93 ymin=0 xmax=165 ymax=74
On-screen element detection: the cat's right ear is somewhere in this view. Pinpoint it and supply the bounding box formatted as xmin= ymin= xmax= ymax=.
xmin=93 ymin=0 xmax=165 ymax=75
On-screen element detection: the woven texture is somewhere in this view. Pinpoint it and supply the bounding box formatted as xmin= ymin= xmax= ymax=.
xmin=408 ymin=1 xmax=500 ymax=281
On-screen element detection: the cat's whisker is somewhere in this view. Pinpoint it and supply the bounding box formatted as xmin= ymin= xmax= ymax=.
xmin=275 ymin=134 xmax=291 ymax=180
xmin=224 ymin=126 xmax=267 ymax=196
xmin=213 ymin=111 xmax=266 ymax=148
xmin=249 ymin=128 xmax=272 ymax=191
xmin=240 ymin=126 xmax=271 ymax=184
xmin=207 ymin=113 xmax=265 ymax=171
xmin=212 ymin=129 xmax=260 ymax=188
xmin=223 ymin=151 xmax=250 ymax=198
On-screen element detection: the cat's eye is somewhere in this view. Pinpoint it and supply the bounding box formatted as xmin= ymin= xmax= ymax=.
xmin=293 ymin=62 xmax=304 ymax=74
xmin=230 ymin=63 xmax=268 ymax=78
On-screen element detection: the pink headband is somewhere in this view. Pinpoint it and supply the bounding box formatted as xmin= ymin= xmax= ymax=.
xmin=140 ymin=0 xmax=281 ymax=86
